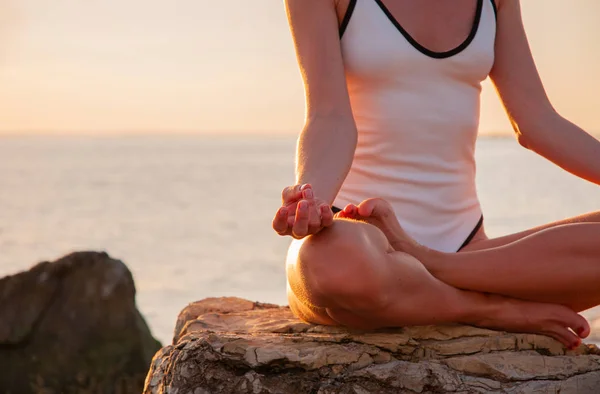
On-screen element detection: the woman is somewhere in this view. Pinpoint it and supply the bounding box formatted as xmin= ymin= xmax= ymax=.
xmin=272 ymin=0 xmax=600 ymax=349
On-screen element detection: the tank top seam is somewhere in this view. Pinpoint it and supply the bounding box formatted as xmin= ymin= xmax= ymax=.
xmin=372 ymin=0 xmax=484 ymax=59
xmin=339 ymin=0 xmax=358 ymax=38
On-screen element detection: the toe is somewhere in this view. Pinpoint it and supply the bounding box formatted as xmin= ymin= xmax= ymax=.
xmin=576 ymin=318 xmax=591 ymax=339
xmin=546 ymin=325 xmax=580 ymax=349
xmin=567 ymin=312 xmax=590 ymax=338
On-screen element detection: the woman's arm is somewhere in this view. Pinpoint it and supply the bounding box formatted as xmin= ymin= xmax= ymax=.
xmin=286 ymin=0 xmax=357 ymax=203
xmin=490 ymin=0 xmax=600 ymax=185
xmin=273 ymin=0 xmax=358 ymax=238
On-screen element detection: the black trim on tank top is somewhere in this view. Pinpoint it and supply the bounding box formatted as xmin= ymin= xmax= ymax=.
xmin=339 ymin=0 xmax=358 ymax=38
xmin=373 ymin=0 xmax=484 ymax=59
xmin=458 ymin=215 xmax=484 ymax=251
xmin=490 ymin=0 xmax=497 ymax=19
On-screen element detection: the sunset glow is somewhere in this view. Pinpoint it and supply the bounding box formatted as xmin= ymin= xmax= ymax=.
xmin=1 ymin=0 xmax=599 ymax=135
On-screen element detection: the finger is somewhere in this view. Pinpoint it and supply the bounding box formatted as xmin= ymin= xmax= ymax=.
xmin=272 ymin=207 xmax=290 ymax=235
xmin=332 ymin=204 xmax=350 ymax=219
xmin=360 ymin=198 xmax=395 ymax=222
xmin=300 ymin=183 xmax=312 ymax=192
xmin=302 ymin=197 xmax=321 ymax=234
xmin=281 ymin=185 xmax=300 ymax=204
xmin=320 ymin=205 xmax=334 ymax=227
xmin=292 ymin=200 xmax=310 ymax=238
xmin=357 ymin=199 xmax=377 ymax=217
xmin=333 ymin=210 xmax=347 ymax=219
xmin=334 ymin=206 xmax=352 ymax=219
xmin=302 ymin=185 xmax=314 ymax=200
xmin=282 ymin=184 xmax=307 ymax=204
xmin=287 ymin=214 xmax=296 ymax=227
xmin=308 ymin=202 xmax=333 ymax=234
xmin=307 ymin=222 xmax=322 ymax=235
xmin=343 ymin=204 xmax=358 ymax=217
xmin=306 ymin=204 xmax=324 ymax=234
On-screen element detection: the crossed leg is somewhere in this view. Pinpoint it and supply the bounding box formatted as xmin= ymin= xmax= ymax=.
xmin=409 ymin=216 xmax=600 ymax=312
xmin=327 ymin=200 xmax=600 ymax=311
xmin=286 ymin=217 xmax=591 ymax=348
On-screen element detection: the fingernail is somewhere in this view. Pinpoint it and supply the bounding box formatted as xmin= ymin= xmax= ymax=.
xmin=303 ymin=189 xmax=314 ymax=199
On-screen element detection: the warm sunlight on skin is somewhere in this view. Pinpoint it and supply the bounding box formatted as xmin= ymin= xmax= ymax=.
xmin=1 ymin=0 xmax=599 ymax=135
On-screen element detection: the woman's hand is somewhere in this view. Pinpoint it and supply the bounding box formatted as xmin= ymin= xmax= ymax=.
xmin=272 ymin=184 xmax=334 ymax=239
xmin=336 ymin=198 xmax=416 ymax=252
xmin=335 ymin=198 xmax=396 ymax=229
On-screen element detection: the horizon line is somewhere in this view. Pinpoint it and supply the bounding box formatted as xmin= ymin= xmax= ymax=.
xmin=1 ymin=129 xmax=598 ymax=139
xmin=0 ymin=129 xmax=518 ymax=137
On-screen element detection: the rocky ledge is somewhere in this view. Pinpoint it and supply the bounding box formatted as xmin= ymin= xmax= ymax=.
xmin=145 ymin=297 xmax=600 ymax=394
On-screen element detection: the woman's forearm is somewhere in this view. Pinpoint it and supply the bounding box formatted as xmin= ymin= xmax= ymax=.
xmin=521 ymin=112 xmax=600 ymax=186
xmin=296 ymin=115 xmax=357 ymax=204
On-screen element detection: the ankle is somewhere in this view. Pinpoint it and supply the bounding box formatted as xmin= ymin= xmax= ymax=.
xmin=406 ymin=242 xmax=445 ymax=274
xmin=457 ymin=293 xmax=503 ymax=327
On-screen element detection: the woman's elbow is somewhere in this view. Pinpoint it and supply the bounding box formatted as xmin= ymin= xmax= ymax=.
xmin=511 ymin=109 xmax=561 ymax=150
xmin=516 ymin=130 xmax=532 ymax=150
xmin=508 ymin=117 xmax=532 ymax=149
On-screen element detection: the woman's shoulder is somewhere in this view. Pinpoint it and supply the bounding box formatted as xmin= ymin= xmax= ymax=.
xmin=285 ymin=0 xmax=337 ymax=7
xmin=285 ymin=0 xmax=347 ymax=12
xmin=286 ymin=0 xmax=348 ymax=30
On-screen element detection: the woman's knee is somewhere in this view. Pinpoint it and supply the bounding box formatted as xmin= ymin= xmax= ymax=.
xmin=290 ymin=220 xmax=390 ymax=309
xmin=286 ymin=285 xmax=338 ymax=325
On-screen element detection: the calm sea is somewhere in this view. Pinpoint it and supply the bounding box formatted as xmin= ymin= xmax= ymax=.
xmin=1 ymin=134 xmax=600 ymax=345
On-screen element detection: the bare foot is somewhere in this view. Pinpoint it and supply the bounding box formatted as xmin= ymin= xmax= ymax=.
xmin=476 ymin=296 xmax=590 ymax=349
xmin=335 ymin=198 xmax=422 ymax=253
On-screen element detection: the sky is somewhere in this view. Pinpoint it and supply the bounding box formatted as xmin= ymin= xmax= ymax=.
xmin=1 ymin=0 xmax=599 ymax=135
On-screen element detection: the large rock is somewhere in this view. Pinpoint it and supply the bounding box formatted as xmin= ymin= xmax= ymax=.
xmin=145 ymin=297 xmax=600 ymax=394
xmin=0 ymin=251 xmax=162 ymax=393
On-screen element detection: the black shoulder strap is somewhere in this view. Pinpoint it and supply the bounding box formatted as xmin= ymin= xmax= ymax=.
xmin=339 ymin=0 xmax=358 ymax=38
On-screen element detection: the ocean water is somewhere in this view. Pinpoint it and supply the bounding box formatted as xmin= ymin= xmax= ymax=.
xmin=1 ymin=134 xmax=600 ymax=346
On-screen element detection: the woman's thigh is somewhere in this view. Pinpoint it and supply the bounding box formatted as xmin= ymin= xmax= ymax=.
xmin=461 ymin=210 xmax=600 ymax=252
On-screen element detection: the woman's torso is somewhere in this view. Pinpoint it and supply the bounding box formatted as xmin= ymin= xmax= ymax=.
xmin=333 ymin=0 xmax=497 ymax=252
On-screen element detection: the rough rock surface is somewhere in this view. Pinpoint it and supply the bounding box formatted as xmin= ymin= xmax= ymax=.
xmin=0 ymin=251 xmax=162 ymax=393
xmin=145 ymin=297 xmax=600 ymax=394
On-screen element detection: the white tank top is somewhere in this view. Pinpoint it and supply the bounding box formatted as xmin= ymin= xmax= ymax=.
xmin=334 ymin=0 xmax=497 ymax=252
